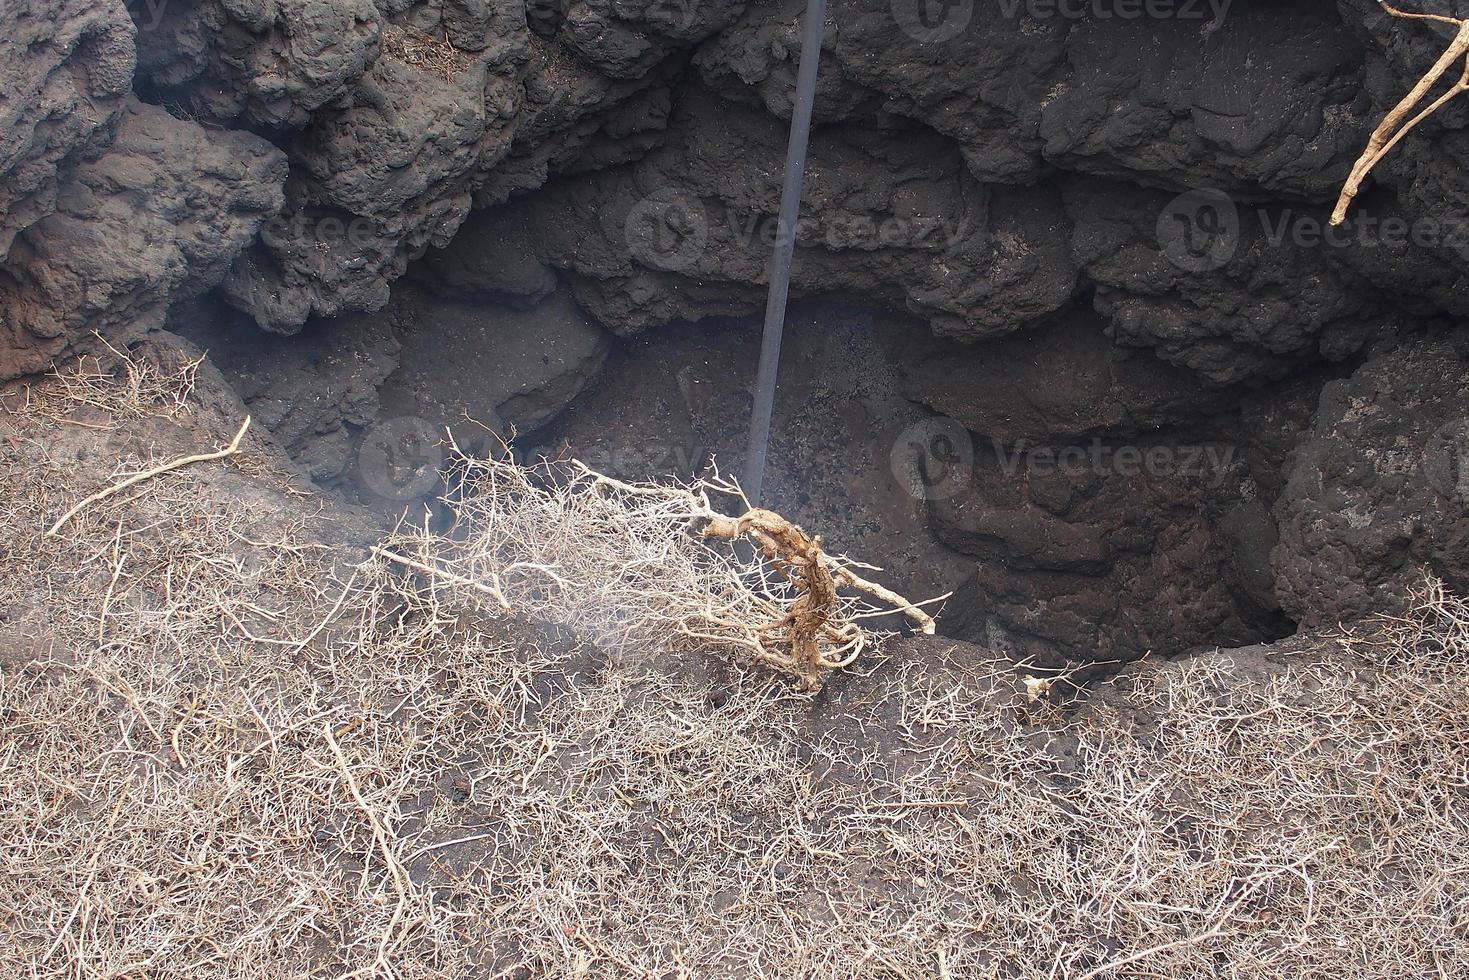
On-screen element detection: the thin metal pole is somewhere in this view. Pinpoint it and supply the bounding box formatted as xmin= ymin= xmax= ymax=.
xmin=743 ymin=0 xmax=827 ymax=506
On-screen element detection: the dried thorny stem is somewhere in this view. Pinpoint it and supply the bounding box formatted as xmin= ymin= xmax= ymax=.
xmin=45 ymin=416 xmax=251 ymax=536
xmin=11 ymin=333 xmax=201 ymax=428
xmin=1333 ymin=2 xmax=1469 ymax=224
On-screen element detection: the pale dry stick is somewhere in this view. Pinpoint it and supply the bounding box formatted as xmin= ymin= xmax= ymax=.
xmin=167 ymin=693 xmax=199 ymax=771
xmin=403 ymin=832 xmax=499 ymax=864
xmin=323 ymin=724 xmax=413 ymax=980
xmin=1333 ymin=4 xmax=1469 ymax=224
xmin=573 ymin=930 xmax=660 ymax=979
xmin=46 ymin=416 xmax=252 ymax=536
xmin=224 ymin=706 xmax=345 ymax=780
xmin=1075 ymin=845 xmax=1340 ymax=980
xmin=79 ymin=662 xmax=164 ymax=742
xmin=96 ymin=520 xmax=127 ymax=644
xmin=287 ymin=569 xmax=362 ymax=656
xmin=41 ymin=772 xmax=136 ymax=961
xmin=830 ymin=563 xmax=944 ymax=635
xmin=371 ymin=547 xmax=512 ymax=613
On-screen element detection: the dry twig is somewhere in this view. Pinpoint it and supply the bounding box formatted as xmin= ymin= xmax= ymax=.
xmin=45 ymin=416 xmax=251 ymax=536
xmin=1333 ymin=3 xmax=1469 ymax=224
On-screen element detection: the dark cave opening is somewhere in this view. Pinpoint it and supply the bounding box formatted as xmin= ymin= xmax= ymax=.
xmin=24 ymin=0 xmax=1468 ymax=676
xmin=177 ymin=270 xmax=1309 ymax=669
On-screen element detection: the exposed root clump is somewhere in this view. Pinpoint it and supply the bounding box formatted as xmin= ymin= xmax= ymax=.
xmin=2 ymin=348 xmax=1468 ymax=977
xmin=8 ymin=332 xmax=202 ymax=428
xmin=375 ymin=447 xmax=939 ymax=689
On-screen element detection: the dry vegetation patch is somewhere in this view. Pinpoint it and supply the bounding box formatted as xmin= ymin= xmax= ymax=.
xmin=1 ymin=343 xmax=1466 ymax=977
xmin=380 ymin=24 xmax=464 ymax=81
xmin=375 ymin=445 xmax=939 ymax=689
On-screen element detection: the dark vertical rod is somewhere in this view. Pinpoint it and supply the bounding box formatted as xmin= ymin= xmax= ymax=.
xmin=743 ymin=0 xmax=827 ymax=506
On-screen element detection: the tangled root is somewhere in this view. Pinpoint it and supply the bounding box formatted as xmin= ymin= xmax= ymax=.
xmin=700 ymin=508 xmax=938 ymax=687
xmin=380 ymin=24 xmax=464 ymax=80
xmin=378 ymin=442 xmax=942 ymax=690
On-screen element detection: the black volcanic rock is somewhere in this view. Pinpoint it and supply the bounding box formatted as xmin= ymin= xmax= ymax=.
xmin=1274 ymin=331 xmax=1469 ymax=626
xmin=1 ymin=0 xmax=136 ymax=262
xmin=220 ymin=45 xmax=500 ymax=331
xmin=5 ymin=0 xmax=1469 ymax=663
xmin=129 ymin=0 xmax=382 ymax=131
xmin=0 ymin=99 xmax=285 ymax=377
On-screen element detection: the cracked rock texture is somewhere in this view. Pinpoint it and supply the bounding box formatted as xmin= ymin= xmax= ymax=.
xmin=1274 ymin=332 xmax=1469 ymax=628
xmin=0 ymin=98 xmax=285 ymax=377
xmin=4 ymin=0 xmax=1469 ymax=659
xmin=1 ymin=0 xmax=136 ymax=262
xmin=130 ymin=0 xmax=382 ymax=130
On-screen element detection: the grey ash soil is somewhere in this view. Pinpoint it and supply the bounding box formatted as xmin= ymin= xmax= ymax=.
xmin=5 ymin=0 xmax=1469 ymax=667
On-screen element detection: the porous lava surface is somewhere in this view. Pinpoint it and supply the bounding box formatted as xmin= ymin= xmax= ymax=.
xmin=4 ymin=0 xmax=1469 ymax=661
